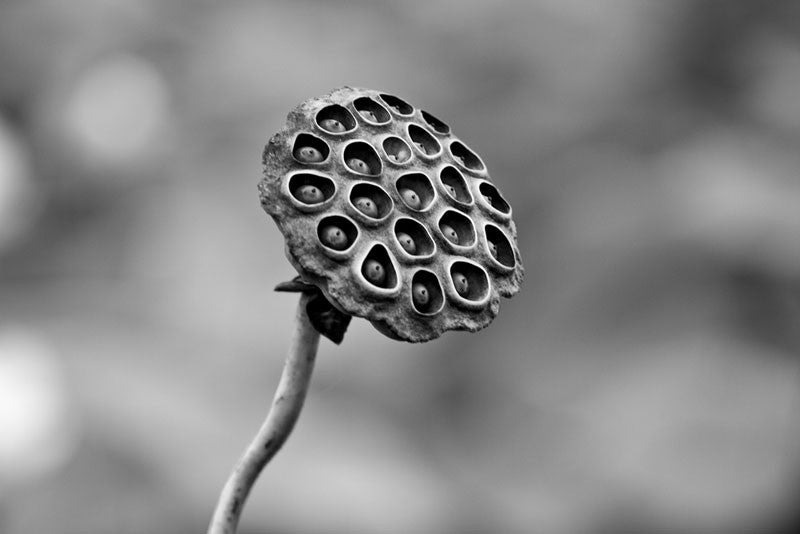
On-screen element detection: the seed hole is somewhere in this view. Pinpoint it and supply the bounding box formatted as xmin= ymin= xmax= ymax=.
xmin=317 ymin=215 xmax=358 ymax=252
xmin=292 ymin=133 xmax=330 ymax=164
xmin=361 ymin=244 xmax=398 ymax=289
xmin=478 ymin=182 xmax=511 ymax=215
xmin=343 ymin=141 xmax=382 ymax=176
xmin=353 ymin=97 xmax=391 ymax=124
xmin=411 ymin=270 xmax=444 ymax=315
xmin=382 ymin=136 xmax=412 ymax=164
xmin=396 ymin=173 xmax=435 ymax=211
xmin=288 ymin=173 xmax=335 ymax=206
xmin=450 ymin=261 xmax=490 ymax=302
xmin=421 ymin=110 xmax=450 ymax=135
xmin=450 ymin=140 xmax=485 ymax=172
xmin=394 ymin=218 xmax=435 ymax=258
xmin=408 ymin=124 xmax=441 ymax=157
xmin=378 ymin=93 xmax=414 ymax=115
xmin=349 ymin=183 xmax=392 ymax=220
xmin=485 ymin=225 xmax=516 ymax=268
xmin=316 ymin=105 xmax=356 ymax=134
xmin=438 ymin=210 xmax=476 ymax=247
xmin=439 ymin=166 xmax=473 ymax=205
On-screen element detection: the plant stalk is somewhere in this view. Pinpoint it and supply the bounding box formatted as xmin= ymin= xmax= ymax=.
xmin=207 ymin=293 xmax=320 ymax=534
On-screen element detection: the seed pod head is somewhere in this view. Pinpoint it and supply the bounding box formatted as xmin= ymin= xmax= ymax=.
xmin=260 ymin=87 xmax=523 ymax=342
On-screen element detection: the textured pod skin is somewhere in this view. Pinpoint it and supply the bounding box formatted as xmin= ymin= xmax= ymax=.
xmin=260 ymin=87 xmax=523 ymax=342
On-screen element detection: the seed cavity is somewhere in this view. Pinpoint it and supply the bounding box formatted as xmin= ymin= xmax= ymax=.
xmin=348 ymin=182 xmax=392 ymax=222
xmin=449 ymin=261 xmax=490 ymax=304
xmin=450 ymin=140 xmax=485 ymax=172
xmin=484 ymin=224 xmax=516 ymax=268
xmin=292 ymin=133 xmax=330 ymax=164
xmin=359 ymin=244 xmax=399 ymax=291
xmin=478 ymin=182 xmax=511 ymax=216
xmin=317 ymin=215 xmax=358 ymax=253
xmin=438 ymin=210 xmax=476 ymax=248
xmin=408 ymin=124 xmax=441 ymax=157
xmin=439 ymin=166 xmax=473 ymax=205
xmin=396 ymin=173 xmax=435 ymax=212
xmin=378 ymin=93 xmax=414 ymax=115
xmin=393 ymin=218 xmax=435 ymax=259
xmin=343 ymin=141 xmax=382 ymax=176
xmin=353 ymin=96 xmax=391 ymax=124
xmin=316 ymin=104 xmax=356 ymax=134
xmin=287 ymin=172 xmax=335 ymax=207
xmin=421 ymin=110 xmax=450 ymax=135
xmin=382 ymin=136 xmax=412 ymax=164
xmin=410 ymin=270 xmax=444 ymax=315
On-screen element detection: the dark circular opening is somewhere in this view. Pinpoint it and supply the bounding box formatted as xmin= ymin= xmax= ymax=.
xmin=408 ymin=124 xmax=442 ymax=157
xmin=353 ymin=97 xmax=391 ymax=124
xmin=450 ymin=140 xmax=485 ymax=172
xmin=382 ymin=136 xmax=412 ymax=164
xmin=485 ymin=225 xmax=516 ymax=268
xmin=395 ymin=173 xmax=435 ymax=212
xmin=410 ymin=270 xmax=444 ymax=315
xmin=378 ymin=93 xmax=414 ymax=115
xmin=439 ymin=165 xmax=473 ymax=205
xmin=393 ymin=218 xmax=435 ymax=257
xmin=317 ymin=215 xmax=358 ymax=252
xmin=343 ymin=141 xmax=382 ymax=176
xmin=288 ymin=173 xmax=335 ymax=206
xmin=478 ymin=182 xmax=511 ymax=215
xmin=449 ymin=261 xmax=490 ymax=302
xmin=349 ymin=183 xmax=393 ymax=220
xmin=292 ymin=133 xmax=330 ymax=164
xmin=361 ymin=244 xmax=398 ymax=289
xmin=438 ymin=210 xmax=476 ymax=247
xmin=316 ymin=105 xmax=357 ymax=134
xmin=421 ymin=110 xmax=450 ymax=135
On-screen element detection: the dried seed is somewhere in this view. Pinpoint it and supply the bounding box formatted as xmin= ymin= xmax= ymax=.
xmin=446 ymin=185 xmax=457 ymax=198
xmin=294 ymin=146 xmax=324 ymax=163
xmin=440 ymin=223 xmax=459 ymax=244
xmin=362 ymin=259 xmax=386 ymax=286
xmin=399 ymin=188 xmax=421 ymax=209
xmin=296 ymin=185 xmax=324 ymax=204
xmin=347 ymin=158 xmax=370 ymax=174
xmin=320 ymin=118 xmax=346 ymax=132
xmin=396 ymin=232 xmax=416 ymax=254
xmin=360 ymin=110 xmax=377 ymax=122
xmin=452 ymin=272 xmax=469 ymax=297
xmin=319 ymin=225 xmax=349 ymax=250
xmin=412 ymin=283 xmax=429 ymax=308
xmin=488 ymin=241 xmax=498 ymax=258
xmin=353 ymin=197 xmax=378 ymax=218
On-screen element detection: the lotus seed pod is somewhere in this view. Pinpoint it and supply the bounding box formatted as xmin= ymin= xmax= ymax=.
xmin=452 ymin=272 xmax=469 ymax=297
xmin=396 ymin=232 xmax=416 ymax=254
xmin=295 ymin=146 xmax=324 ymax=163
xmin=320 ymin=118 xmax=346 ymax=133
xmin=297 ymin=185 xmax=324 ymax=204
xmin=362 ymin=259 xmax=386 ymax=286
xmin=399 ymin=188 xmax=421 ymax=210
xmin=260 ymin=87 xmax=523 ymax=342
xmin=440 ymin=223 xmax=458 ymax=244
xmin=354 ymin=197 xmax=378 ymax=218
xmin=412 ymin=283 xmax=429 ymax=308
xmin=320 ymin=224 xmax=349 ymax=250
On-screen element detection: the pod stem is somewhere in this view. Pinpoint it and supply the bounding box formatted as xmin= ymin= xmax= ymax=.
xmin=207 ymin=293 xmax=321 ymax=534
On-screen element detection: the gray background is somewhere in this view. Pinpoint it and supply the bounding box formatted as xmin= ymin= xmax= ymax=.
xmin=1 ymin=1 xmax=800 ymax=533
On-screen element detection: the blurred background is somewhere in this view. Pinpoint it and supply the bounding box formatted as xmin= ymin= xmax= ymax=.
xmin=2 ymin=0 xmax=800 ymax=533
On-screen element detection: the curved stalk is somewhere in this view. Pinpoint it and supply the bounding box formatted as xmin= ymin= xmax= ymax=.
xmin=208 ymin=293 xmax=320 ymax=534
